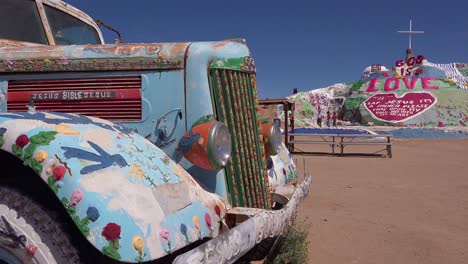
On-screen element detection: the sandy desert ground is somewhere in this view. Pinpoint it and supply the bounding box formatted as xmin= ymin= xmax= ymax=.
xmin=293 ymin=138 xmax=468 ymax=264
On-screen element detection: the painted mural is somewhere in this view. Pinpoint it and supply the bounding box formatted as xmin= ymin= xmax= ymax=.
xmin=268 ymin=143 xmax=298 ymax=189
xmin=0 ymin=112 xmax=230 ymax=262
xmin=286 ymin=56 xmax=468 ymax=127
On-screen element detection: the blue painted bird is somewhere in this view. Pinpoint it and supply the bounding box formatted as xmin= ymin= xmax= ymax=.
xmin=177 ymin=129 xmax=200 ymax=154
xmin=61 ymin=141 xmax=128 ymax=174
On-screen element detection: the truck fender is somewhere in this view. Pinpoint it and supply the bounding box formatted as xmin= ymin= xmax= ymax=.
xmin=0 ymin=112 xmax=229 ymax=263
xmin=268 ymin=143 xmax=298 ymax=189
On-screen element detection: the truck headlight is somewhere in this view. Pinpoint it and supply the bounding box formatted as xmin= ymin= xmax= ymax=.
xmin=178 ymin=120 xmax=232 ymax=170
xmin=261 ymin=122 xmax=282 ymax=155
xmin=208 ymin=122 xmax=232 ymax=168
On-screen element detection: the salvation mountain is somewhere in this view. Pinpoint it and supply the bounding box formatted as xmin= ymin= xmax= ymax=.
xmin=287 ymin=54 xmax=468 ymax=127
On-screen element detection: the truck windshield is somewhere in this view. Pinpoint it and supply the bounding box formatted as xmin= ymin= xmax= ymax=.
xmin=44 ymin=5 xmax=101 ymax=45
xmin=0 ymin=0 xmax=48 ymax=44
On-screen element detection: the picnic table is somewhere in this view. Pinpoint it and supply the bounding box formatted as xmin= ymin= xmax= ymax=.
xmin=288 ymin=133 xmax=392 ymax=158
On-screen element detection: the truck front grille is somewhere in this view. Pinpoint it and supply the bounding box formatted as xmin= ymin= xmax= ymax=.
xmin=209 ymin=69 xmax=270 ymax=209
xmin=7 ymin=77 xmax=142 ymax=121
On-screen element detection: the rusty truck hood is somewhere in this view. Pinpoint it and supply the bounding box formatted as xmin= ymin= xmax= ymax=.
xmin=0 ymin=42 xmax=190 ymax=73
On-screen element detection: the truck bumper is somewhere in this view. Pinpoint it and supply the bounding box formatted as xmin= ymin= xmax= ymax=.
xmin=173 ymin=176 xmax=312 ymax=263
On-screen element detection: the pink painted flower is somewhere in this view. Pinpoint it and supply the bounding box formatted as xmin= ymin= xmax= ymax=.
xmin=159 ymin=227 xmax=170 ymax=243
xmin=52 ymin=166 xmax=66 ymax=181
xmin=16 ymin=134 xmax=29 ymax=148
xmin=26 ymin=244 xmax=37 ymax=256
xmin=70 ymin=189 xmax=84 ymax=206
xmin=204 ymin=213 xmax=212 ymax=229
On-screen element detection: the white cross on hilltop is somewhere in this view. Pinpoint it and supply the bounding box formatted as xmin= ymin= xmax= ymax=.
xmin=397 ymin=19 xmax=424 ymax=49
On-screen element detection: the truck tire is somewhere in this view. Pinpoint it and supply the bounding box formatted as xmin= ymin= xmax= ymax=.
xmin=0 ymin=186 xmax=81 ymax=264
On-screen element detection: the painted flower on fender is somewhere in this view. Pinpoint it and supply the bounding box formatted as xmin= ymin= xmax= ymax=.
xmin=192 ymin=216 xmax=200 ymax=230
xmin=33 ymin=150 xmax=48 ymax=163
xmin=101 ymin=223 xmax=122 ymax=260
xmin=86 ymin=206 xmax=100 ymax=222
xmin=56 ymin=181 xmax=63 ymax=189
xmin=52 ymin=165 xmax=66 ymax=181
xmin=159 ymin=227 xmax=170 ymax=243
xmin=180 ymin=223 xmax=190 ymax=243
xmin=16 ymin=134 xmax=29 ymax=148
xmin=102 ymin=223 xmax=121 ymax=241
xmin=204 ymin=213 xmax=212 ymax=229
xmin=214 ymin=204 xmax=221 ymax=216
xmin=70 ymin=189 xmax=84 ymax=206
xmin=26 ymin=244 xmax=37 ymax=256
xmin=180 ymin=224 xmax=188 ymax=237
xmin=132 ymin=235 xmax=145 ymax=252
xmin=159 ymin=226 xmax=172 ymax=253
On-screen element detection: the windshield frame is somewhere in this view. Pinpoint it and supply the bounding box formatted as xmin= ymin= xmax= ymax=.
xmin=37 ymin=0 xmax=104 ymax=45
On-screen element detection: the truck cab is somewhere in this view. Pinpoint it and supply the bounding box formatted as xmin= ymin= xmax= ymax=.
xmin=0 ymin=1 xmax=311 ymax=263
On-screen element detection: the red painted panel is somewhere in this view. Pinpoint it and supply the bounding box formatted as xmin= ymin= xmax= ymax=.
xmin=7 ymin=77 xmax=142 ymax=121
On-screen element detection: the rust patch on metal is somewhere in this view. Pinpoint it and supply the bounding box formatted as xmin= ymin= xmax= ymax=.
xmin=0 ymin=39 xmax=47 ymax=48
xmin=0 ymin=43 xmax=188 ymax=72
xmin=212 ymin=42 xmax=228 ymax=49
xmin=166 ymin=43 xmax=190 ymax=58
xmin=83 ymin=44 xmax=163 ymax=56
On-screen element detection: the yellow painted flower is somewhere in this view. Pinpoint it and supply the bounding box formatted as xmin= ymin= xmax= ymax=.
xmin=129 ymin=164 xmax=145 ymax=182
xmin=132 ymin=235 xmax=145 ymax=252
xmin=55 ymin=124 xmax=80 ymax=135
xmin=192 ymin=216 xmax=201 ymax=230
xmin=445 ymin=78 xmax=456 ymax=84
xmin=34 ymin=150 xmax=48 ymax=163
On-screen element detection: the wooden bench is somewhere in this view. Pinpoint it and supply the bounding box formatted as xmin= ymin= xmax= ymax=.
xmin=288 ymin=133 xmax=392 ymax=158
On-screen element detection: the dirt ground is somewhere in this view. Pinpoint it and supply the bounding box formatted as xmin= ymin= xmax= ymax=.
xmin=293 ymin=138 xmax=468 ymax=264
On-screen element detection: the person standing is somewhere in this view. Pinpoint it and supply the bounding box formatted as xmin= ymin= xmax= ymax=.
xmin=326 ymin=111 xmax=331 ymax=128
xmin=317 ymin=110 xmax=322 ymax=128
xmin=332 ymin=112 xmax=337 ymax=128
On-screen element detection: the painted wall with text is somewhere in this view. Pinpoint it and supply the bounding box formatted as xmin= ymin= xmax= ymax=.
xmin=287 ymin=56 xmax=468 ymax=127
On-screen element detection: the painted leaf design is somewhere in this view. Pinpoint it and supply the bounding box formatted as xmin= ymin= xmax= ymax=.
xmin=12 ymin=144 xmax=23 ymax=158
xmin=23 ymin=143 xmax=37 ymax=163
xmin=30 ymin=159 xmax=43 ymax=175
xmin=29 ymin=131 xmax=57 ymax=145
xmin=61 ymin=197 xmax=69 ymax=207
xmin=48 ymin=176 xmax=58 ymax=194
xmin=102 ymin=245 xmax=121 ymax=260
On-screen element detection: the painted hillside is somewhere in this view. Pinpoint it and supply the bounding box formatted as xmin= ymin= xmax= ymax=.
xmin=287 ymin=55 xmax=468 ymax=128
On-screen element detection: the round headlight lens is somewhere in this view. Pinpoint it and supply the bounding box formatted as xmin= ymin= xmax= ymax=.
xmin=269 ymin=123 xmax=282 ymax=155
xmin=208 ymin=122 xmax=232 ymax=168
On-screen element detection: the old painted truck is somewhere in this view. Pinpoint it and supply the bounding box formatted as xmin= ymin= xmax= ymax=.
xmin=0 ymin=0 xmax=311 ymax=263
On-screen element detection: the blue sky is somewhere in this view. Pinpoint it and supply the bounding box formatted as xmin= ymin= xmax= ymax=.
xmin=67 ymin=0 xmax=468 ymax=99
